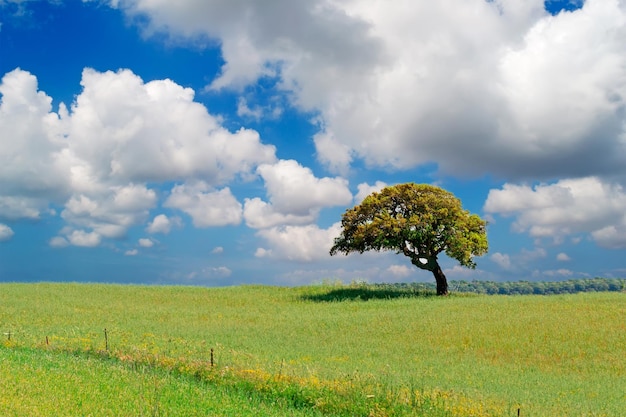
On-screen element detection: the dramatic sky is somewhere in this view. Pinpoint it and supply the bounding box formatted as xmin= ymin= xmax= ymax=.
xmin=1 ymin=0 xmax=624 ymax=285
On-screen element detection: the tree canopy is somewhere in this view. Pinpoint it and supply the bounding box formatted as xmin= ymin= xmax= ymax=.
xmin=330 ymin=183 xmax=488 ymax=295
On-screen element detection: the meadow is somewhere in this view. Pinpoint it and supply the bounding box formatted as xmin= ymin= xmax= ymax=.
xmin=0 ymin=283 xmax=624 ymax=416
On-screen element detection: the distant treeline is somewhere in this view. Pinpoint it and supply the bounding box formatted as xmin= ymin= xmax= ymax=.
xmin=374 ymin=278 xmax=626 ymax=296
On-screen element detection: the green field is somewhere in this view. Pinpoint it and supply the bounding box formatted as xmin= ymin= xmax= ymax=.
xmin=0 ymin=283 xmax=624 ymax=416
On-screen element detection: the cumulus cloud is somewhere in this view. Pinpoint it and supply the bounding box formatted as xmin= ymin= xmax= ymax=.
xmin=146 ymin=214 xmax=182 ymax=234
xmin=0 ymin=196 xmax=48 ymax=220
xmin=485 ymin=247 xmax=548 ymax=275
xmin=212 ymin=266 xmax=232 ymax=277
xmin=590 ymin=226 xmax=626 ymax=249
xmin=0 ymin=224 xmax=14 ymax=241
xmin=243 ymin=198 xmax=316 ymax=229
xmin=354 ymin=181 xmax=388 ymax=204
xmin=49 ymin=236 xmax=69 ymax=248
xmin=0 ymin=69 xmax=69 ymax=220
xmin=236 ymin=97 xmax=263 ymax=120
xmin=491 ymin=252 xmax=512 ymax=270
xmin=138 ymin=238 xmax=154 ymax=248
xmin=258 ymin=160 xmax=352 ymax=215
xmin=386 ymin=264 xmax=412 ymax=278
xmin=67 ymin=68 xmax=276 ymax=185
xmin=556 ymin=252 xmax=571 ymax=262
xmin=536 ymin=268 xmax=575 ymax=278
xmin=110 ymin=0 xmax=626 ymax=180
xmin=187 ymin=266 xmax=232 ymax=281
xmin=485 ymin=177 xmax=626 ymax=248
xmin=443 ymin=265 xmax=489 ymax=281
xmin=313 ymin=132 xmax=353 ymax=176
xmin=255 ymin=222 xmax=342 ymax=262
xmin=243 ymin=159 xmax=352 ymax=229
xmin=61 ymin=183 xmax=157 ymax=242
xmin=67 ymin=230 xmax=101 ymax=247
xmin=125 ymin=249 xmax=139 ymax=256
xmin=165 ymin=182 xmax=242 ymax=227
xmin=1 ymin=66 xmax=280 ymax=246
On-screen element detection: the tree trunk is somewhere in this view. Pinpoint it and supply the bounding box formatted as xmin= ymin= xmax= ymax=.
xmin=432 ymin=262 xmax=448 ymax=296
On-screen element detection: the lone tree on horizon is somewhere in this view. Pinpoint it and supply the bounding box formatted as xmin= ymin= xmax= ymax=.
xmin=330 ymin=183 xmax=488 ymax=295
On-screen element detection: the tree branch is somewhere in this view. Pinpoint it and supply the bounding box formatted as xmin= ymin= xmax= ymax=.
xmin=402 ymin=242 xmax=435 ymax=271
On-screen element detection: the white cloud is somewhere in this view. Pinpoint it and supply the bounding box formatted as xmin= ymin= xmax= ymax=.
xmin=211 ymin=246 xmax=224 ymax=254
xmin=386 ymin=264 xmax=412 ymax=278
xmin=590 ymin=226 xmax=626 ymax=249
xmin=255 ymin=222 xmax=342 ymax=262
xmin=67 ymin=230 xmax=101 ymax=247
xmin=243 ymin=198 xmax=315 ymax=229
xmin=491 ymin=252 xmax=512 ymax=270
xmin=556 ymin=252 xmax=571 ymax=262
xmin=443 ymin=265 xmax=488 ymax=280
xmin=539 ymin=268 xmax=575 ymax=278
xmin=49 ymin=236 xmax=69 ymax=248
xmin=138 ymin=238 xmax=154 ymax=248
xmin=67 ymin=68 xmax=276 ymax=185
xmin=254 ymin=247 xmax=272 ymax=258
xmin=146 ymin=214 xmax=182 ymax=234
xmin=313 ymin=132 xmax=353 ymax=175
xmin=258 ymin=160 xmax=352 ymax=215
xmin=61 ymin=183 xmax=157 ymax=239
xmin=125 ymin=249 xmax=139 ymax=256
xmin=485 ymin=177 xmax=626 ymax=248
xmin=0 ymin=224 xmax=14 ymax=241
xmin=0 ymin=69 xmax=69 ymax=220
xmin=187 ymin=266 xmax=233 ymax=281
xmin=355 ymin=181 xmax=388 ymax=204
xmin=237 ymin=97 xmax=263 ymax=120
xmin=112 ymin=0 xmax=626 ymax=180
xmin=1 ymin=66 xmax=280 ymax=248
xmin=484 ymin=247 xmax=547 ymax=275
xmin=165 ymin=182 xmax=242 ymax=227
xmin=0 ymin=196 xmax=46 ymax=220
xmin=244 ymin=159 xmax=352 ymax=228
xmin=210 ymin=266 xmax=232 ymax=277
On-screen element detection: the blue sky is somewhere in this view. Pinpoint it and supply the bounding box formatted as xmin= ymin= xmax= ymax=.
xmin=0 ymin=0 xmax=624 ymax=286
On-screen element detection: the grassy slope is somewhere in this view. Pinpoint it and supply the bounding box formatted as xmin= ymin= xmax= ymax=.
xmin=0 ymin=283 xmax=624 ymax=416
xmin=0 ymin=347 xmax=332 ymax=417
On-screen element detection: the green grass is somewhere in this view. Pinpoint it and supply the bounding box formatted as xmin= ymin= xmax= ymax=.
xmin=0 ymin=346 xmax=335 ymax=416
xmin=1 ymin=283 xmax=625 ymax=416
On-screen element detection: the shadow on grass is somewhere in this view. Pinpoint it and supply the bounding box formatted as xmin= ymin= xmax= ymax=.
xmin=301 ymin=285 xmax=437 ymax=302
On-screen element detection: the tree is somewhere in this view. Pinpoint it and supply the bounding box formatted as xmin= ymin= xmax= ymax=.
xmin=330 ymin=183 xmax=488 ymax=295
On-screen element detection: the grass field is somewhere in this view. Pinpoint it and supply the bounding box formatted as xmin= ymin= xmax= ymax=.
xmin=0 ymin=283 xmax=624 ymax=416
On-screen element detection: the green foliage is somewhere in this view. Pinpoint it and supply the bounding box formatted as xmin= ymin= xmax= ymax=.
xmin=302 ymin=278 xmax=626 ymax=300
xmin=447 ymin=277 xmax=626 ymax=295
xmin=330 ymin=183 xmax=488 ymax=277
